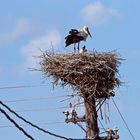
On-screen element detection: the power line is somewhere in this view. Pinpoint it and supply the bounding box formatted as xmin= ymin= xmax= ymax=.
xmin=0 ymin=105 xmax=84 ymax=115
xmin=0 ymin=84 xmax=47 ymax=90
xmin=5 ymin=97 xmax=58 ymax=103
xmin=0 ymin=100 xmax=71 ymax=140
xmin=0 ymin=121 xmax=65 ymax=128
xmin=4 ymin=95 xmax=74 ymax=103
xmin=111 ymin=98 xmax=136 ymax=140
xmin=98 ymin=118 xmax=106 ymax=131
xmin=2 ymin=106 xmax=68 ymax=114
xmin=0 ymin=107 xmax=34 ymax=140
xmin=76 ymin=122 xmax=86 ymax=133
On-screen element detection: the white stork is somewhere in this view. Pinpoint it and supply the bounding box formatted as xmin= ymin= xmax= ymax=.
xmin=79 ymin=45 xmax=87 ymax=54
xmin=65 ymin=26 xmax=92 ymax=52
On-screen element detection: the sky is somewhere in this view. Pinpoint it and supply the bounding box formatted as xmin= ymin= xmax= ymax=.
xmin=0 ymin=0 xmax=139 ymax=139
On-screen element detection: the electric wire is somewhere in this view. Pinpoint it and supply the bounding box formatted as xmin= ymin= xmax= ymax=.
xmin=0 ymin=100 xmax=71 ymax=140
xmin=0 ymin=121 xmax=65 ymax=128
xmin=111 ymin=97 xmax=136 ymax=140
xmin=76 ymin=122 xmax=86 ymax=133
xmin=3 ymin=106 xmax=84 ymax=115
xmin=0 ymin=84 xmax=47 ymax=90
xmin=98 ymin=118 xmax=106 ymax=131
xmin=4 ymin=95 xmax=72 ymax=103
xmin=0 ymin=107 xmax=34 ymax=140
xmin=1 ymin=106 xmax=68 ymax=114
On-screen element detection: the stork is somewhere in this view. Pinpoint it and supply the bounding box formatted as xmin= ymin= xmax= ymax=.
xmin=65 ymin=26 xmax=92 ymax=52
xmin=79 ymin=45 xmax=87 ymax=54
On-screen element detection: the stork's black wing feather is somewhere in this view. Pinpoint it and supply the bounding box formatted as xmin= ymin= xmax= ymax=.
xmin=65 ymin=34 xmax=84 ymax=47
xmin=69 ymin=29 xmax=78 ymax=35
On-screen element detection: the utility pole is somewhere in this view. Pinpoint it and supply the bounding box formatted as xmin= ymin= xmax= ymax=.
xmin=84 ymin=94 xmax=99 ymax=139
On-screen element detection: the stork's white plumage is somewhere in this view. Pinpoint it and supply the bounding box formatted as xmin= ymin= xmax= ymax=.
xmin=79 ymin=45 xmax=87 ymax=53
xmin=78 ymin=26 xmax=92 ymax=41
xmin=65 ymin=26 xmax=92 ymax=52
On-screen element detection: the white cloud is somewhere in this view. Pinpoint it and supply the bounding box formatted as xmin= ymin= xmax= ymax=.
xmin=0 ymin=18 xmax=31 ymax=43
xmin=22 ymin=30 xmax=61 ymax=68
xmin=81 ymin=1 xmax=121 ymax=26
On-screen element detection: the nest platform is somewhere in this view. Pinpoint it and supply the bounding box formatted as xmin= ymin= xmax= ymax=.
xmin=40 ymin=51 xmax=121 ymax=100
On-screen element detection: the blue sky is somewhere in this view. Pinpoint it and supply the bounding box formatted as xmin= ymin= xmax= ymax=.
xmin=0 ymin=0 xmax=139 ymax=139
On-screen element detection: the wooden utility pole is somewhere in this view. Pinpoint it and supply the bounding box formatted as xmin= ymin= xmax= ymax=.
xmin=84 ymin=94 xmax=99 ymax=139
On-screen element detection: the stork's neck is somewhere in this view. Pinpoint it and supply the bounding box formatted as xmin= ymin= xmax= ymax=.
xmin=78 ymin=29 xmax=88 ymax=40
xmin=82 ymin=31 xmax=88 ymax=40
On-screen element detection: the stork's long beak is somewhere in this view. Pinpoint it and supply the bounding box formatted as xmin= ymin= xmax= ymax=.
xmin=87 ymin=28 xmax=92 ymax=38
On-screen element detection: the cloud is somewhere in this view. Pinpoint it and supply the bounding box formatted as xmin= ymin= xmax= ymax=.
xmin=22 ymin=30 xmax=61 ymax=68
xmin=81 ymin=1 xmax=121 ymax=26
xmin=0 ymin=18 xmax=31 ymax=44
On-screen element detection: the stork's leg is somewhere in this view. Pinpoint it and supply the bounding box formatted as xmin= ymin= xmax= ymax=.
xmin=77 ymin=42 xmax=80 ymax=52
xmin=74 ymin=43 xmax=76 ymax=53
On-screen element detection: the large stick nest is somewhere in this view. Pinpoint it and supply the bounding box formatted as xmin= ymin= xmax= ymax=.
xmin=40 ymin=51 xmax=122 ymax=100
